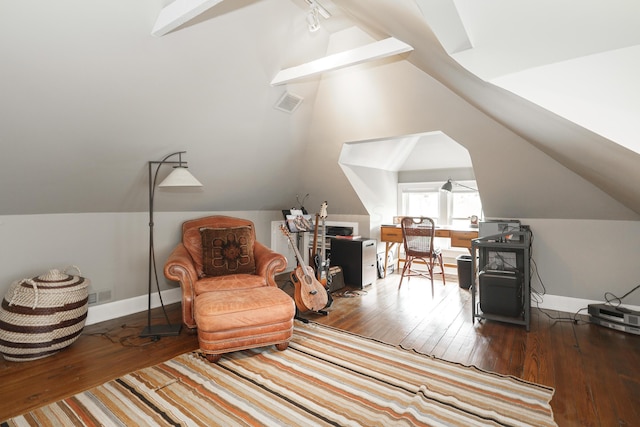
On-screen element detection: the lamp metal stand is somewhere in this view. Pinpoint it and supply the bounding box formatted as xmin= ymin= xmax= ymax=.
xmin=140 ymin=151 xmax=194 ymax=339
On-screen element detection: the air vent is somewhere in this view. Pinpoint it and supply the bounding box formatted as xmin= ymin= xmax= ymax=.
xmin=88 ymin=289 xmax=112 ymax=306
xmin=274 ymin=92 xmax=303 ymax=113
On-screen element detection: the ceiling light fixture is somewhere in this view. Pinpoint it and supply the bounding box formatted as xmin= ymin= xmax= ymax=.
xmin=304 ymin=0 xmax=330 ymax=19
xmin=307 ymin=1 xmax=321 ymax=33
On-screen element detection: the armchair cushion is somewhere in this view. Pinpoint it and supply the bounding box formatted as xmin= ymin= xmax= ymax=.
xmin=200 ymin=226 xmax=256 ymax=277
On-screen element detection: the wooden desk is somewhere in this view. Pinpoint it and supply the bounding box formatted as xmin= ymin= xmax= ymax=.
xmin=380 ymin=225 xmax=478 ymax=277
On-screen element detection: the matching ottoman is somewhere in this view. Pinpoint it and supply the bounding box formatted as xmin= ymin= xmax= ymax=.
xmin=194 ymin=286 xmax=295 ymax=362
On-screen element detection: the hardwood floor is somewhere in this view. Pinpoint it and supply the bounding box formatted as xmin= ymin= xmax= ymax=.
xmin=1 ymin=273 xmax=639 ymax=426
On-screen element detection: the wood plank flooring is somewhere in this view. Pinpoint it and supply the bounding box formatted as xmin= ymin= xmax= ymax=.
xmin=1 ymin=273 xmax=639 ymax=426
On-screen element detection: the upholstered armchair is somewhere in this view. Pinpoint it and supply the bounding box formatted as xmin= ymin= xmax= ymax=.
xmin=164 ymin=215 xmax=288 ymax=329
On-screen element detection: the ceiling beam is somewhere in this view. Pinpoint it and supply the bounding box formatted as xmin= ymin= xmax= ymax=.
xmin=151 ymin=0 xmax=225 ymax=37
xmin=270 ymin=37 xmax=413 ymax=86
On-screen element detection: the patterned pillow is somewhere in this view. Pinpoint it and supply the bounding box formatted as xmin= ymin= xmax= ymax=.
xmin=200 ymin=226 xmax=256 ymax=277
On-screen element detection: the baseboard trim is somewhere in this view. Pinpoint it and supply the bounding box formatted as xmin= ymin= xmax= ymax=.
xmin=532 ymin=294 xmax=639 ymax=316
xmin=84 ymin=287 xmax=640 ymax=326
xmin=85 ymin=288 xmax=182 ymax=326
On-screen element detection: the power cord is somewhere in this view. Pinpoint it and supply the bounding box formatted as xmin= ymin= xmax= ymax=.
xmin=528 ymin=223 xmax=640 ymax=323
xmin=527 ymin=228 xmax=579 ymax=324
xmin=84 ymin=324 xmax=159 ymax=347
xmin=603 ymin=284 xmax=640 ymax=311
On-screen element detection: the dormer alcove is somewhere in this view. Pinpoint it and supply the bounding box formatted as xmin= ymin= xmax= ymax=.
xmin=338 ymin=130 xmax=475 ymax=232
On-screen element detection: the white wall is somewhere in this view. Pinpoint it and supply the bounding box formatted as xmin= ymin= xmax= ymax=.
xmin=3 ymin=212 xmax=637 ymax=327
xmin=525 ymin=219 xmax=640 ymax=310
xmin=0 ymin=211 xmax=285 ymax=304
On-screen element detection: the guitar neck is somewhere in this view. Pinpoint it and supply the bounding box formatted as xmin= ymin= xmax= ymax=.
xmin=319 ymin=201 xmax=328 ymax=262
xmin=289 ymin=233 xmax=306 ymax=267
xmin=320 ymin=218 xmax=326 ymax=258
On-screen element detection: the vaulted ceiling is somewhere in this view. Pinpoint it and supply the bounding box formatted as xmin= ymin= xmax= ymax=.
xmin=1 ymin=0 xmax=639 ymax=220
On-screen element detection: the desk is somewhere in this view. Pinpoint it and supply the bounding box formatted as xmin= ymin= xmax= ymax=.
xmin=380 ymin=225 xmax=478 ymax=277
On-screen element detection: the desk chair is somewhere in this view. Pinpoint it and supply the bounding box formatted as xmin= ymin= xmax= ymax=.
xmin=398 ymin=217 xmax=446 ymax=296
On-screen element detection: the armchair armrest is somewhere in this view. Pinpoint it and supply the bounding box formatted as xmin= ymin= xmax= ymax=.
xmin=164 ymin=243 xmax=199 ymax=329
xmin=254 ymin=241 xmax=287 ymax=287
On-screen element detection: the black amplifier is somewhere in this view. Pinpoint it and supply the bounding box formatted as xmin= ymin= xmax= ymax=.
xmin=479 ymin=269 xmax=523 ymax=317
xmin=327 ymin=266 xmax=345 ymax=292
xmin=326 ymin=226 xmax=353 ymax=236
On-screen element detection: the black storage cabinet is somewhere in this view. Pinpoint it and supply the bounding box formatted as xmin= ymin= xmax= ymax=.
xmin=330 ymin=237 xmax=377 ymax=288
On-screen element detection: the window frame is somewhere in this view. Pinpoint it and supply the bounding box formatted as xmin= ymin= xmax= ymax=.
xmin=397 ymin=181 xmax=481 ymax=226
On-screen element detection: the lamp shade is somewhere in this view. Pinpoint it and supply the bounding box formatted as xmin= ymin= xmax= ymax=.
xmin=158 ymin=167 xmax=203 ymax=187
xmin=441 ymin=180 xmax=453 ymax=192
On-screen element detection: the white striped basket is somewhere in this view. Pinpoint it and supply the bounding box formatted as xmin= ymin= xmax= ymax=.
xmin=0 ymin=266 xmax=89 ymax=362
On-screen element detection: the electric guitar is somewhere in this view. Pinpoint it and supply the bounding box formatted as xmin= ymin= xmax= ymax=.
xmin=310 ymin=213 xmax=320 ymax=268
xmin=280 ymin=224 xmax=329 ymax=313
xmin=315 ymin=202 xmax=331 ymax=288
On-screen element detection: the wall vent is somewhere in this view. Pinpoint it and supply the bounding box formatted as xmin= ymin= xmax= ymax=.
xmin=88 ymin=289 xmax=112 ymax=306
xmin=274 ymin=92 xmax=303 ymax=113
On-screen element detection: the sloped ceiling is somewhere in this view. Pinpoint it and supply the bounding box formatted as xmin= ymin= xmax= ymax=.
xmin=1 ymin=0 xmax=639 ymax=221
xmin=420 ymin=0 xmax=640 ymax=153
xmin=330 ymin=0 xmax=640 ymax=218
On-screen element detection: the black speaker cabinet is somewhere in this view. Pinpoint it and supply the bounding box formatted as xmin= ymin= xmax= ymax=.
xmin=479 ymin=269 xmax=523 ymax=317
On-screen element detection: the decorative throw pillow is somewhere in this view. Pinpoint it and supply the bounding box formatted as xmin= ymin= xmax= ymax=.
xmin=200 ymin=226 xmax=256 ymax=277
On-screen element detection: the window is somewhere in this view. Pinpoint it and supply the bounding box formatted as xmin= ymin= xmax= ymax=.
xmin=401 ymin=191 xmax=440 ymax=219
xmin=398 ymin=181 xmax=482 ymax=227
xmin=451 ymin=191 xmax=482 ymax=227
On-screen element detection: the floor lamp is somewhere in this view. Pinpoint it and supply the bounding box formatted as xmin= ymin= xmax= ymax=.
xmin=140 ymin=151 xmax=202 ymax=338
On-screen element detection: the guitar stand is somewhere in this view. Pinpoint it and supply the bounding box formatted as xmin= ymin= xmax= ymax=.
xmin=294 ymin=307 xmax=328 ymax=323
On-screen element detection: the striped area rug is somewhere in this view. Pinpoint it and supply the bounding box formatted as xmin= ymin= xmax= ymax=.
xmin=2 ymin=321 xmax=557 ymax=426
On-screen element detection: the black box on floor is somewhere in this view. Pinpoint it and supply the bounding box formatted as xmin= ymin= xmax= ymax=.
xmin=328 ymin=266 xmax=345 ymax=292
xmin=479 ymin=269 xmax=523 ymax=317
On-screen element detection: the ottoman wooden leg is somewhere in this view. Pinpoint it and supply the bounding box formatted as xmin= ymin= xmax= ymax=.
xmin=275 ymin=342 xmax=289 ymax=351
xmin=205 ymin=353 xmax=222 ymax=363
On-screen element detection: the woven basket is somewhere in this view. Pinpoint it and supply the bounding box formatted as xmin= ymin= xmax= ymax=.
xmin=0 ymin=266 xmax=89 ymax=362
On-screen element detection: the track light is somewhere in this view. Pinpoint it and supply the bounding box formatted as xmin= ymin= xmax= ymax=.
xmin=304 ymin=0 xmax=331 ymax=19
xmin=307 ymin=1 xmax=321 ymax=33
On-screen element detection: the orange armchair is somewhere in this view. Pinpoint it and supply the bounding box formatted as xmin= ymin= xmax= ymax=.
xmin=164 ymin=215 xmax=288 ymax=329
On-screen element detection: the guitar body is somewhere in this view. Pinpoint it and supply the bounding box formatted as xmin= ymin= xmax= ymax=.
xmin=280 ymin=224 xmax=329 ymax=313
xmin=290 ymin=265 xmax=329 ymax=312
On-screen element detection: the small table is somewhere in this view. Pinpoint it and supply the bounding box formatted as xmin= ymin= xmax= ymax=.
xmin=380 ymin=225 xmax=478 ymax=277
xmin=471 ymin=230 xmax=531 ymax=331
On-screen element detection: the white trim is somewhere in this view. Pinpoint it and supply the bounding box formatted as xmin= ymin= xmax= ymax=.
xmin=271 ymin=37 xmax=413 ymax=85
xmin=84 ymin=286 xmax=640 ymax=326
xmin=535 ymin=293 xmax=640 ymax=315
xmin=151 ymin=0 xmax=225 ymax=37
xmin=85 ymin=288 xmax=182 ymax=326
